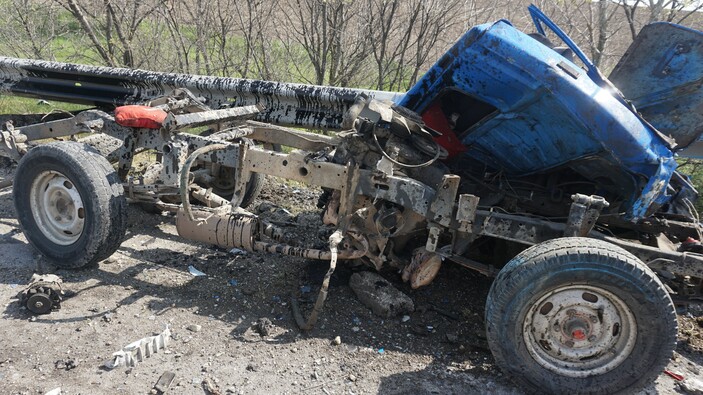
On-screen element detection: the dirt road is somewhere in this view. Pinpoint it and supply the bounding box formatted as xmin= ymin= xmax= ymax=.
xmin=0 ymin=164 xmax=701 ymax=394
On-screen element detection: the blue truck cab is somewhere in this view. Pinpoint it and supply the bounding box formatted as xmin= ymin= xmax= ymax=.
xmin=400 ymin=5 xmax=703 ymax=222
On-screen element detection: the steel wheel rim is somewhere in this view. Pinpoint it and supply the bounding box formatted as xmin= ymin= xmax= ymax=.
xmin=523 ymin=284 xmax=637 ymax=377
xmin=30 ymin=170 xmax=85 ymax=246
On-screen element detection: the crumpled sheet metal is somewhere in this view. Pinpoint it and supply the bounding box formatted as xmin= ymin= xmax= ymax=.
xmin=104 ymin=326 xmax=171 ymax=369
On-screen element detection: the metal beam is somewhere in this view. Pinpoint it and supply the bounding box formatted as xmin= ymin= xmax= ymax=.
xmin=0 ymin=56 xmax=402 ymax=130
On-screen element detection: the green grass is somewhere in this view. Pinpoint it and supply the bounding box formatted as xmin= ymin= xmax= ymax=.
xmin=0 ymin=95 xmax=89 ymax=114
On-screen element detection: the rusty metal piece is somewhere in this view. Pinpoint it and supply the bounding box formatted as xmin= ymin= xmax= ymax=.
xmin=456 ymin=194 xmax=480 ymax=233
xmin=190 ymin=186 xmax=230 ymax=208
xmin=260 ymin=222 xmax=287 ymax=243
xmin=0 ymin=128 xmax=28 ymax=160
xmin=402 ymin=247 xmax=443 ymax=289
xmin=179 ymin=144 xmax=229 ymax=220
xmin=251 ymin=240 xmax=366 ymax=260
xmin=162 ymin=105 xmax=262 ymax=132
xmin=247 ymin=121 xmax=338 ymax=151
xmin=105 ymin=326 xmax=171 ymax=369
xmin=17 ymin=110 xmax=109 ymax=141
xmin=20 ymin=273 xmax=64 ymax=315
xmin=292 ymin=230 xmax=344 ymax=331
xmin=439 ymin=251 xmax=497 ymax=277
xmin=176 ymin=208 xmax=257 ymax=251
xmin=154 ymin=371 xmax=176 ymax=393
xmin=564 ymin=194 xmax=609 ymax=237
xmin=429 ymin=175 xmax=460 ymax=227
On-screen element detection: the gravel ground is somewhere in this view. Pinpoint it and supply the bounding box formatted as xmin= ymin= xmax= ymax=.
xmin=1 ymin=160 xmax=703 ymax=395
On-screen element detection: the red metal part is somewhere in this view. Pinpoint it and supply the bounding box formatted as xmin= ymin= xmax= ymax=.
xmin=421 ymin=102 xmax=467 ymax=158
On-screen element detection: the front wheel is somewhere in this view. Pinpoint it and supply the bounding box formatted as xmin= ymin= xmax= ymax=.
xmin=485 ymin=237 xmax=676 ymax=394
xmin=14 ymin=142 xmax=127 ymax=268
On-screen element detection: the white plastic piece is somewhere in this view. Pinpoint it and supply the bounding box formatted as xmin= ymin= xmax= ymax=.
xmin=187 ymin=265 xmax=207 ymax=277
xmin=44 ymin=388 xmax=61 ymax=395
xmin=104 ymin=326 xmax=171 ymax=369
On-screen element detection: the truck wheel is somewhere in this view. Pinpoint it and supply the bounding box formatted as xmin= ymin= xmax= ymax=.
xmin=13 ymin=142 xmax=127 ymax=268
xmin=485 ymin=237 xmax=676 ymax=394
xmin=208 ymin=165 xmax=263 ymax=209
xmin=205 ymin=140 xmax=279 ymax=208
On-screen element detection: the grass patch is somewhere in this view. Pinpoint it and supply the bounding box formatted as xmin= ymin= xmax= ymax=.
xmin=0 ymin=95 xmax=89 ymax=114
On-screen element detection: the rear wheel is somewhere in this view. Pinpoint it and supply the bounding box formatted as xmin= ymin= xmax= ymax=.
xmin=485 ymin=237 xmax=676 ymax=394
xmin=14 ymin=142 xmax=127 ymax=268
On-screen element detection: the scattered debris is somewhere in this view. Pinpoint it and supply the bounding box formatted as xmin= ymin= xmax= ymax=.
xmin=202 ymin=377 xmax=224 ymax=395
xmin=349 ymin=272 xmax=414 ymax=318
xmin=332 ymin=336 xmax=342 ymax=346
xmin=54 ymin=358 xmax=78 ymax=371
xmin=402 ymin=315 xmax=410 ymax=322
xmin=186 ymin=324 xmax=202 ymax=332
xmin=188 ymin=266 xmax=207 ymax=277
xmin=229 ymin=248 xmax=247 ymax=255
xmin=679 ymin=377 xmax=703 ymax=394
xmin=428 ymin=304 xmax=460 ymax=321
xmin=253 ymin=317 xmax=273 ymax=337
xmin=378 ymin=348 xmax=385 ymax=354
xmin=103 ymin=326 xmax=171 ymax=369
xmin=154 ymin=371 xmax=176 ymax=394
xmin=44 ymin=388 xmax=61 ymax=395
xmin=19 ymin=273 xmax=64 ymax=315
xmin=665 ymin=370 xmax=685 ymax=381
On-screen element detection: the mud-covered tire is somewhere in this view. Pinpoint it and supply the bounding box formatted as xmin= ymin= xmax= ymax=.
xmin=206 ymin=140 xmax=279 ymax=208
xmin=485 ymin=237 xmax=676 ymax=394
xmin=13 ymin=142 xmax=127 ymax=268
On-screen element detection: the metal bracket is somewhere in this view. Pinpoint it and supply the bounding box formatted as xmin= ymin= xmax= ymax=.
xmin=564 ymin=194 xmax=609 ymax=237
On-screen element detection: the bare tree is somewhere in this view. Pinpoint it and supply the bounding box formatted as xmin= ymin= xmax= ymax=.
xmin=619 ymin=0 xmax=703 ymax=40
xmin=52 ymin=0 xmax=165 ymax=67
xmin=0 ymin=0 xmax=65 ymax=59
xmin=278 ymin=0 xmax=373 ymax=86
xmin=231 ymin=0 xmax=280 ymax=79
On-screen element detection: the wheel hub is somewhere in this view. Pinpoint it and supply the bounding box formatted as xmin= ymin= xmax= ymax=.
xmin=523 ymin=285 xmax=637 ymax=377
xmin=30 ymin=171 xmax=85 ymax=245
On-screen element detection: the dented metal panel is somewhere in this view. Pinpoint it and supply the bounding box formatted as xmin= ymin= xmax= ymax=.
xmin=609 ymin=22 xmax=703 ymax=149
xmin=399 ymin=18 xmax=685 ymax=220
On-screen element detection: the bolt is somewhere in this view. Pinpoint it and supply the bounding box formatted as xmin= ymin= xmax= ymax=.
xmin=590 ymin=315 xmax=598 ymax=323
xmin=566 ymin=309 xmax=576 ymax=317
xmin=34 ymin=301 xmax=44 ymax=308
xmin=553 ymin=323 xmax=560 ymax=331
xmin=588 ymin=335 xmax=597 ymax=342
xmin=564 ymin=340 xmax=575 ymax=347
xmin=67 ymin=216 xmax=72 ymax=221
xmin=55 ymin=216 xmax=62 ymax=221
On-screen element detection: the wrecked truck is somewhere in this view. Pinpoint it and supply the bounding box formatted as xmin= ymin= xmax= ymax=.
xmin=1 ymin=5 xmax=702 ymax=393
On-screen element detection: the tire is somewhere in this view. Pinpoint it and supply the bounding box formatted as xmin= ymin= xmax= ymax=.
xmin=208 ymin=166 xmax=264 ymax=209
xmin=485 ymin=237 xmax=676 ymax=394
xmin=13 ymin=142 xmax=127 ymax=268
xmin=204 ymin=140 xmax=279 ymax=208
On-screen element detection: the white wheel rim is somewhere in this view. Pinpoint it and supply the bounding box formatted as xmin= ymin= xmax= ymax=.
xmin=523 ymin=285 xmax=637 ymax=377
xmin=30 ymin=170 xmax=85 ymax=246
